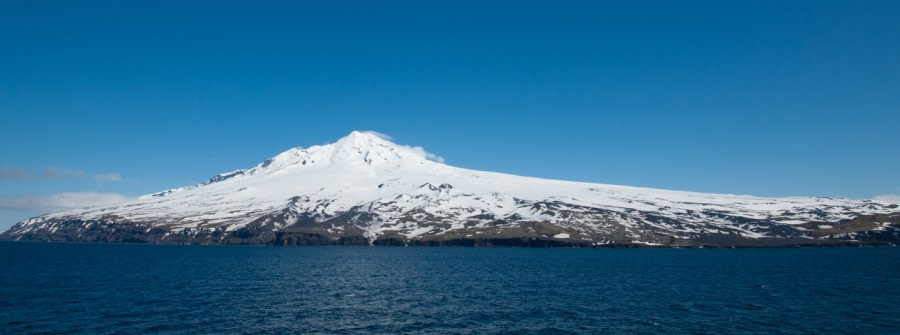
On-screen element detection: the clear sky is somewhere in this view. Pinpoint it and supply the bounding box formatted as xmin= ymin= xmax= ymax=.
xmin=1 ymin=0 xmax=899 ymax=230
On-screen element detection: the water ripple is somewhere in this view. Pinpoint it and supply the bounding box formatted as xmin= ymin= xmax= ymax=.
xmin=1 ymin=243 xmax=899 ymax=334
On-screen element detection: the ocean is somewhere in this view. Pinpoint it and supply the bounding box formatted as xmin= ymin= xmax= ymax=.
xmin=1 ymin=242 xmax=898 ymax=334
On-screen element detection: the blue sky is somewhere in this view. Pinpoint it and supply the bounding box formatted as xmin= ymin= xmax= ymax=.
xmin=1 ymin=1 xmax=899 ymax=230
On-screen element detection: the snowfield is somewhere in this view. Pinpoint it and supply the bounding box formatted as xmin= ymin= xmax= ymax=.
xmin=3 ymin=131 xmax=898 ymax=246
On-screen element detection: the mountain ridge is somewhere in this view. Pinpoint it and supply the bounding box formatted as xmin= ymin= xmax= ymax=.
xmin=3 ymin=131 xmax=899 ymax=247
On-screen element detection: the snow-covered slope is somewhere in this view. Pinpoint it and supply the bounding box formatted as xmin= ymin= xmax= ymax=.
xmin=3 ymin=131 xmax=899 ymax=246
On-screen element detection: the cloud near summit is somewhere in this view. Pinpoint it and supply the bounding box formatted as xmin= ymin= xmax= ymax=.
xmin=358 ymin=130 xmax=392 ymax=141
xmin=396 ymin=139 xmax=445 ymax=164
xmin=414 ymin=147 xmax=445 ymax=163
xmin=359 ymin=131 xmax=445 ymax=164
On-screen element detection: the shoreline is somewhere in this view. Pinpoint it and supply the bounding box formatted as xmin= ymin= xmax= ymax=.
xmin=1 ymin=238 xmax=895 ymax=249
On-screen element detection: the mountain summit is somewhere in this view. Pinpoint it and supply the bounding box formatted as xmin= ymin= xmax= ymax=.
xmin=3 ymin=132 xmax=899 ymax=247
xmin=262 ymin=131 xmax=436 ymax=168
xmin=214 ymin=131 xmax=438 ymax=178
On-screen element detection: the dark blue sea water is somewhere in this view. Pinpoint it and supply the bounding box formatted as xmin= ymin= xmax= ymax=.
xmin=1 ymin=243 xmax=898 ymax=334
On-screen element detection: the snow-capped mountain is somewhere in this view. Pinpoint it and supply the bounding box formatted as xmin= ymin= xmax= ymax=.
xmin=3 ymin=131 xmax=899 ymax=247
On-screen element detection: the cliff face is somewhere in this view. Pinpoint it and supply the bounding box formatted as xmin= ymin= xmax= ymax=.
xmin=3 ymin=131 xmax=899 ymax=247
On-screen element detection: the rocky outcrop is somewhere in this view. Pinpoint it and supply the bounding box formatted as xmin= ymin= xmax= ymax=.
xmin=4 ymin=212 xmax=898 ymax=247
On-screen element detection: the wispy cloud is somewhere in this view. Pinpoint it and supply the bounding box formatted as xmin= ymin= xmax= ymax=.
xmin=0 ymin=165 xmax=87 ymax=180
xmin=405 ymin=144 xmax=445 ymax=163
xmin=359 ymin=130 xmax=393 ymax=140
xmin=418 ymin=148 xmax=445 ymax=163
xmin=873 ymin=194 xmax=900 ymax=205
xmin=92 ymin=173 xmax=122 ymax=183
xmin=363 ymin=131 xmax=446 ymax=163
xmin=0 ymin=192 xmax=134 ymax=213
xmin=0 ymin=166 xmax=36 ymax=180
xmin=43 ymin=167 xmax=85 ymax=179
